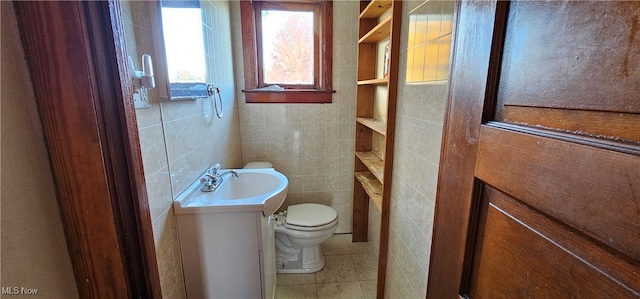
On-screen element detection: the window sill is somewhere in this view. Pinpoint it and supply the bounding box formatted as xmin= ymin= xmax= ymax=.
xmin=242 ymin=89 xmax=335 ymax=103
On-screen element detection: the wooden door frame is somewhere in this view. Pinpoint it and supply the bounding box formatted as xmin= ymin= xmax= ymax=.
xmin=426 ymin=0 xmax=508 ymax=298
xmin=13 ymin=1 xmax=161 ymax=297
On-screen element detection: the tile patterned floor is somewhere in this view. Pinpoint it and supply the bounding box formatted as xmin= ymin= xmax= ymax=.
xmin=275 ymin=234 xmax=377 ymax=299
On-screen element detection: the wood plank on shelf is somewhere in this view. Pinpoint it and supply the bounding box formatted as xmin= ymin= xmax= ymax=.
xmin=355 ymin=151 xmax=384 ymax=183
xmin=359 ymin=16 xmax=391 ymax=44
xmin=360 ymin=0 xmax=392 ymax=19
xmin=355 ymin=172 xmax=383 ymax=212
xmin=357 ymin=117 xmax=386 ymax=136
xmin=357 ymin=78 xmax=389 ymax=86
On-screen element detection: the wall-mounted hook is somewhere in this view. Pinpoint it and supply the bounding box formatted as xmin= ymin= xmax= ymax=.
xmin=129 ymin=54 xmax=155 ymax=109
xmin=130 ymin=54 xmax=155 ymax=89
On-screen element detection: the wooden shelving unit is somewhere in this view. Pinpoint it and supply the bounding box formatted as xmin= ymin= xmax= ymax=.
xmin=357 ymin=78 xmax=388 ymax=86
xmin=354 ymin=172 xmax=382 ymax=211
xmin=359 ymin=0 xmax=391 ymax=18
xmin=356 ymin=117 xmax=386 ymax=135
xmin=359 ymin=16 xmax=392 ymax=43
xmin=352 ymin=1 xmax=402 ymax=297
xmin=355 ymin=151 xmax=384 ymax=182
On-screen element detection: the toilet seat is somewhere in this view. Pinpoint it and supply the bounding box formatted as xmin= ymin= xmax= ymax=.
xmin=284 ymin=203 xmax=338 ymax=232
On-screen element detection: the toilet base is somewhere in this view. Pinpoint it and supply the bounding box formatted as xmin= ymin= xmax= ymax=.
xmin=275 ymin=234 xmax=327 ymax=273
xmin=276 ymin=254 xmax=325 ymax=274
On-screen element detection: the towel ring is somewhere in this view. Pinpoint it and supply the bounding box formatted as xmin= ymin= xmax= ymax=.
xmin=207 ymin=85 xmax=223 ymax=118
xmin=213 ymin=88 xmax=223 ymax=118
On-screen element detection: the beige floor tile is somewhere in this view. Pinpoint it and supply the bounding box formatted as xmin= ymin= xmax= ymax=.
xmin=351 ymin=254 xmax=378 ymax=281
xmin=315 ymin=255 xmax=359 ymax=284
xmin=276 ymin=234 xmax=381 ymax=299
xmin=277 ymin=273 xmax=316 ymax=286
xmin=317 ymin=282 xmax=364 ymax=299
xmin=321 ymin=234 xmax=352 ymax=256
xmin=276 ymin=283 xmax=317 ymax=299
xmin=348 ymin=241 xmax=371 ymax=254
xmin=359 ymin=280 xmax=377 ymax=299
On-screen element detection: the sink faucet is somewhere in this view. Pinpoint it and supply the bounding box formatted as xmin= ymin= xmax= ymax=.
xmin=200 ymin=163 xmax=239 ymax=192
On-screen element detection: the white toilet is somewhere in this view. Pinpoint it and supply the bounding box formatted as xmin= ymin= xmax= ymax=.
xmin=273 ymin=203 xmax=338 ymax=273
xmin=244 ymin=162 xmax=339 ymax=274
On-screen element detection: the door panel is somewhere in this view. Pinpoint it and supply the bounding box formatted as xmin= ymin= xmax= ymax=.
xmin=470 ymin=186 xmax=640 ymax=298
xmin=494 ymin=1 xmax=640 ymax=144
xmin=475 ymin=124 xmax=640 ymax=262
xmin=497 ymin=1 xmax=640 ymax=113
xmin=427 ymin=1 xmax=640 ymax=298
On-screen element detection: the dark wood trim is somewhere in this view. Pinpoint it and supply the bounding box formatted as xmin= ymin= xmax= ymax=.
xmin=481 ymin=2 xmax=509 ymax=123
xmin=320 ymin=0 xmax=332 ymax=92
xmin=425 ymin=0 xmax=504 ymax=298
xmin=487 ymin=121 xmax=640 ymax=156
xmin=240 ymin=1 xmax=259 ymax=90
xmin=14 ymin=1 xmax=161 ymax=298
xmin=242 ymin=89 xmax=334 ymax=103
xmin=254 ymin=1 xmax=322 ymax=89
xmin=498 ymin=106 xmax=640 ymax=143
xmin=352 ymin=176 xmax=370 ymax=241
xmin=105 ymin=2 xmax=163 ymax=297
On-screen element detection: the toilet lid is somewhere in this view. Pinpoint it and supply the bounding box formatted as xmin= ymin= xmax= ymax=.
xmin=286 ymin=203 xmax=337 ymax=227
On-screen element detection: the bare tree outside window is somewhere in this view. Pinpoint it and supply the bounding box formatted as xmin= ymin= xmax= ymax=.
xmin=261 ymin=10 xmax=314 ymax=85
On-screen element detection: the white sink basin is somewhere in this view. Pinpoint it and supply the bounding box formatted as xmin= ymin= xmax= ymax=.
xmin=173 ymin=168 xmax=288 ymax=215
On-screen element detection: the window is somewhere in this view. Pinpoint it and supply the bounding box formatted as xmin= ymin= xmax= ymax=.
xmin=240 ymin=0 xmax=334 ymax=103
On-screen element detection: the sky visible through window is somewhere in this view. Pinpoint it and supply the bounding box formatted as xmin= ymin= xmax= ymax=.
xmin=261 ymin=10 xmax=314 ymax=85
xmin=161 ymin=7 xmax=207 ymax=82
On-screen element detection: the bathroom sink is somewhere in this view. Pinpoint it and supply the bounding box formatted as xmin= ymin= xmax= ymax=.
xmin=173 ymin=168 xmax=288 ymax=215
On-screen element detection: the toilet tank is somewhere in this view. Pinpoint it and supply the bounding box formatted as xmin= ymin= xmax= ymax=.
xmin=244 ymin=162 xmax=273 ymax=169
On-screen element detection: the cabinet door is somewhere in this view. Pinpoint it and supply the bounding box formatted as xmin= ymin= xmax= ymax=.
xmin=178 ymin=212 xmax=262 ymax=298
xmin=260 ymin=215 xmax=276 ymax=299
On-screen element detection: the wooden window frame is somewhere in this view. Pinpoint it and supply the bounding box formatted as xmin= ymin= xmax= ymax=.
xmin=240 ymin=0 xmax=334 ymax=103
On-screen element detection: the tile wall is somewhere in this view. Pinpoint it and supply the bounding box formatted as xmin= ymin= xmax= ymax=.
xmin=230 ymin=1 xmax=359 ymax=233
xmin=385 ymin=1 xmax=454 ymax=298
xmin=123 ymin=1 xmax=242 ymax=297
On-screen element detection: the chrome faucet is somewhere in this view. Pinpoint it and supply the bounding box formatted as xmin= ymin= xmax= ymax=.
xmin=200 ymin=163 xmax=239 ymax=192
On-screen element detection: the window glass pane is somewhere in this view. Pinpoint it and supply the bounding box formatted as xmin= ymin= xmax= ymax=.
xmin=161 ymin=7 xmax=206 ymax=83
xmin=261 ymin=10 xmax=314 ymax=85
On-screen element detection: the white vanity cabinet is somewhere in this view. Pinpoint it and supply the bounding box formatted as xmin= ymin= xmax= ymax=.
xmin=175 ymin=210 xmax=276 ymax=299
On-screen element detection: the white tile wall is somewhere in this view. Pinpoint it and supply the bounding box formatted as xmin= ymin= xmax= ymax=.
xmin=384 ymin=1 xmax=454 ymax=298
xmin=125 ymin=0 xmax=242 ymax=297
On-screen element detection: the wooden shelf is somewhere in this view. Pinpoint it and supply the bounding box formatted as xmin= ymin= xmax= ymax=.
xmin=355 ymin=172 xmax=383 ymax=212
xmin=358 ymin=78 xmax=389 ymax=86
xmin=357 ymin=117 xmax=386 ymax=136
xmin=360 ymin=0 xmax=392 ymax=19
xmin=359 ymin=16 xmax=391 ymax=44
xmin=356 ymin=151 xmax=384 ymax=183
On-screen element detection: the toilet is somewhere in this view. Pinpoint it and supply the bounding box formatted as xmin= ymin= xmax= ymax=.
xmin=244 ymin=162 xmax=339 ymax=274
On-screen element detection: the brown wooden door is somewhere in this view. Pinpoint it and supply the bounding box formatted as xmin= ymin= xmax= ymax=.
xmin=14 ymin=1 xmax=162 ymax=297
xmin=427 ymin=1 xmax=640 ymax=298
